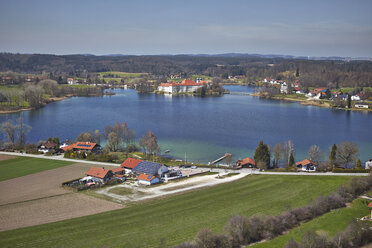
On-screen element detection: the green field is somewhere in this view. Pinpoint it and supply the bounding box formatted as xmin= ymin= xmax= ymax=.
xmin=0 ymin=156 xmax=73 ymax=181
xmin=253 ymin=198 xmax=371 ymax=248
xmin=0 ymin=175 xmax=354 ymax=247
xmin=99 ymin=71 xmax=146 ymax=78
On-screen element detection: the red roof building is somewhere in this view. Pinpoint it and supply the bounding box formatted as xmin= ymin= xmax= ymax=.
xmin=237 ymin=157 xmax=256 ymax=168
xmin=295 ymin=159 xmax=316 ymax=166
xmin=112 ymin=167 xmax=125 ymax=174
xmin=86 ymin=167 xmax=112 ymax=180
xmin=121 ymin=158 xmax=143 ymax=169
xmin=62 ymin=142 xmax=100 ymax=152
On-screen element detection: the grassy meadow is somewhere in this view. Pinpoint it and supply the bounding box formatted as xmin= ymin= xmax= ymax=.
xmin=0 ymin=156 xmax=73 ymax=181
xmin=0 ymin=175 xmax=354 ymax=247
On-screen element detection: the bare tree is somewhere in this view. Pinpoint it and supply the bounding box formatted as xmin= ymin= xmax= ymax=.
xmin=273 ymin=143 xmax=282 ymax=168
xmin=1 ymin=119 xmax=17 ymax=145
xmin=76 ymin=132 xmax=95 ymax=142
xmin=308 ymin=145 xmax=321 ymax=164
xmin=336 ymin=141 xmax=359 ymax=168
xmin=106 ymin=131 xmax=122 ymax=152
xmin=15 ymin=117 xmax=31 ymax=148
xmin=25 ymin=84 xmax=44 ymax=108
xmin=94 ymin=129 xmax=101 ymax=145
xmin=283 ymin=140 xmax=295 ymax=166
xmin=139 ymin=130 xmax=160 ymax=159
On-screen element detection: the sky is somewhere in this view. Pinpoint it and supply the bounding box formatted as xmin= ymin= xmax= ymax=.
xmin=0 ymin=0 xmax=372 ymax=57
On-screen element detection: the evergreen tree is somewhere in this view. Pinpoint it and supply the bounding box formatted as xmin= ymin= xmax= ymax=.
xmin=329 ymin=144 xmax=337 ymax=167
xmin=355 ymin=159 xmax=362 ymax=170
xmin=254 ymin=141 xmax=271 ymax=168
xmin=296 ymin=67 xmax=299 ymax=77
xmin=347 ymin=94 xmax=351 ymax=108
xmin=288 ymin=153 xmax=295 ymax=169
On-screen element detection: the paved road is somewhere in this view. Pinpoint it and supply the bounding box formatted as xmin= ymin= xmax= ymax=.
xmin=0 ymin=151 xmax=121 ymax=167
xmin=0 ymin=151 xmax=370 ymax=176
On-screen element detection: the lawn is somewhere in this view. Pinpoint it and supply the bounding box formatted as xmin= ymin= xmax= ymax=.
xmin=0 ymin=157 xmax=73 ymax=181
xmin=252 ymin=198 xmax=371 ymax=248
xmin=0 ymin=175 xmax=354 ymax=248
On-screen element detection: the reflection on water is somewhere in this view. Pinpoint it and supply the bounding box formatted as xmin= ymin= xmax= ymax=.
xmin=0 ymin=85 xmax=371 ymax=163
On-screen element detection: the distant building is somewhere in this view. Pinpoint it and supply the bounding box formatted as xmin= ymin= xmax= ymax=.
xmin=280 ymin=83 xmax=288 ymax=94
xmin=236 ymin=157 xmax=255 ymax=168
xmin=158 ymin=79 xmax=207 ymax=94
xmin=67 ymin=78 xmax=76 ymax=85
xmin=38 ymin=142 xmax=57 ymax=153
xmin=295 ymin=159 xmax=317 ymax=172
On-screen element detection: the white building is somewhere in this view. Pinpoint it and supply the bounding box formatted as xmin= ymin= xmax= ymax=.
xmin=351 ymin=95 xmax=361 ymax=101
xmin=158 ymin=79 xmax=206 ymax=94
xmin=280 ymin=83 xmax=288 ymax=94
xmin=365 ymin=159 xmax=372 ymax=169
xmin=67 ymin=78 xmax=76 ymax=85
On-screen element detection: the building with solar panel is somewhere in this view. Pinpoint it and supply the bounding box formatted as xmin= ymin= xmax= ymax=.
xmin=132 ymin=161 xmax=168 ymax=178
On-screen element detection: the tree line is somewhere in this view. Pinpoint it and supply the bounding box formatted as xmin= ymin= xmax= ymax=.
xmin=0 ymin=79 xmax=104 ymax=109
xmin=253 ymin=140 xmax=362 ymax=170
xmin=1 ymin=53 xmax=372 ymax=88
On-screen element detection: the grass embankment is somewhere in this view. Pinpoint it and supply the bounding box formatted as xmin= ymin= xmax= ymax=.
xmin=0 ymin=175 xmax=353 ymax=247
xmin=253 ymin=198 xmax=371 ymax=248
xmin=0 ymin=157 xmax=73 ymax=181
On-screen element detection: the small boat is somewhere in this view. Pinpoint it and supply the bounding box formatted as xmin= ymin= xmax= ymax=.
xmin=164 ymin=150 xmax=171 ymax=153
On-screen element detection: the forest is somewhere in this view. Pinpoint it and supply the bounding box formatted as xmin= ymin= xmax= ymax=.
xmin=1 ymin=53 xmax=372 ymax=88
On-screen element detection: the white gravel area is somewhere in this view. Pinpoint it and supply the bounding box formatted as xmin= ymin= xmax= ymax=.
xmin=96 ymin=172 xmax=246 ymax=203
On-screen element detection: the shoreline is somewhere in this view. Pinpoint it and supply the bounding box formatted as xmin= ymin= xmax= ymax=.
xmin=0 ymin=96 xmax=69 ymax=115
xmin=251 ymin=93 xmax=372 ymax=112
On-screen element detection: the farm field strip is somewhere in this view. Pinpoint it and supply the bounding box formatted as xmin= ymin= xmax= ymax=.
xmin=0 ymin=175 xmax=353 ymax=248
xmin=0 ymin=155 xmax=73 ymax=181
xmin=252 ymin=198 xmax=371 ymax=248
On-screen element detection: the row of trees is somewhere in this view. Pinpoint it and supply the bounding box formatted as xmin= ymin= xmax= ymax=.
xmin=176 ymin=175 xmax=372 ymax=248
xmin=74 ymin=122 xmax=161 ymax=158
xmin=253 ymin=140 xmax=361 ymax=170
xmin=285 ymin=220 xmax=372 ymax=248
xmin=0 ymin=79 xmax=104 ymax=109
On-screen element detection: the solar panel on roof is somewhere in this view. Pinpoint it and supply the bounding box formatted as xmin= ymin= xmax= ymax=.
xmin=77 ymin=144 xmax=92 ymax=148
xmin=147 ymin=175 xmax=152 ymax=179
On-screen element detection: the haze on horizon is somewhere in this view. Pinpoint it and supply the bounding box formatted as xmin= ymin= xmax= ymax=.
xmin=0 ymin=0 xmax=371 ymax=58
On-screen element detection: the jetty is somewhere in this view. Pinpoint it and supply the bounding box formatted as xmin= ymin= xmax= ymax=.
xmin=229 ymin=92 xmax=252 ymax=96
xmin=209 ymin=153 xmax=232 ymax=165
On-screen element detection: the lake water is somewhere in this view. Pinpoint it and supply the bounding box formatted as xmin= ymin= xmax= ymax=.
xmin=1 ymin=85 xmax=371 ymax=164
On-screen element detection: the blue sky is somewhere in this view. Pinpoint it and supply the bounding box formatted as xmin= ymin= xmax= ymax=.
xmin=0 ymin=0 xmax=371 ymax=57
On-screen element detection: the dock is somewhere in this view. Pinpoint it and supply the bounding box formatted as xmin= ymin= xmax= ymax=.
xmin=209 ymin=153 xmax=232 ymax=165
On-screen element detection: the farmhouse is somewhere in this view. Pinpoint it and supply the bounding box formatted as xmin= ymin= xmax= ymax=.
xmin=62 ymin=142 xmax=102 ymax=153
xmin=121 ymin=158 xmax=143 ymax=174
xmin=132 ymin=161 xmax=169 ymax=177
xmin=158 ymin=79 xmax=207 ymax=94
xmin=38 ymin=141 xmax=57 ymax=153
xmin=236 ymin=157 xmax=256 ymax=168
xmin=296 ymin=159 xmax=317 ymax=172
xmin=85 ymin=167 xmax=113 ymax=183
xmin=137 ymin=174 xmax=160 ymax=185
xmin=112 ymin=167 xmax=125 ymax=175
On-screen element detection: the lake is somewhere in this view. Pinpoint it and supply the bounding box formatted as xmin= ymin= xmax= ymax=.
xmin=1 ymin=85 xmax=371 ymax=164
